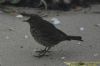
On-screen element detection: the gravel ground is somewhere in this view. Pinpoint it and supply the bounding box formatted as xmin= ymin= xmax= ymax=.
xmin=0 ymin=5 xmax=100 ymax=66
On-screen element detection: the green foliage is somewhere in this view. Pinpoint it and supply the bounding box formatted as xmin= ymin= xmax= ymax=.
xmin=9 ymin=0 xmax=21 ymax=4
xmin=0 ymin=0 xmax=5 ymax=3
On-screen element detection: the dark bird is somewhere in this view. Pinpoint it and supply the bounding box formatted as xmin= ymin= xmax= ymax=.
xmin=23 ymin=14 xmax=83 ymax=57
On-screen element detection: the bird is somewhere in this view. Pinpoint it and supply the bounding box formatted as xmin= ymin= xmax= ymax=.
xmin=23 ymin=14 xmax=83 ymax=57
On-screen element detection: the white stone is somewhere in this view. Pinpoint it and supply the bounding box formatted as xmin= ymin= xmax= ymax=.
xmin=77 ymin=42 xmax=81 ymax=45
xmin=80 ymin=27 xmax=84 ymax=31
xmin=16 ymin=14 xmax=23 ymax=18
xmin=61 ymin=57 xmax=66 ymax=59
xmin=24 ymin=35 xmax=28 ymax=39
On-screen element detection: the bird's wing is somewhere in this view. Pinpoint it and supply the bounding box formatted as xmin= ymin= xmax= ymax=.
xmin=39 ymin=20 xmax=59 ymax=33
xmin=38 ymin=20 xmax=68 ymax=39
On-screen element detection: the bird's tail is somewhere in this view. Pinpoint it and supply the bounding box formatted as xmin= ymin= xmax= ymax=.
xmin=67 ymin=35 xmax=83 ymax=41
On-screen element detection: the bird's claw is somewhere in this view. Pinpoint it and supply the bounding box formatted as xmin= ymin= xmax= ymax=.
xmin=34 ymin=54 xmax=49 ymax=58
xmin=35 ymin=49 xmax=51 ymax=53
xmin=35 ymin=49 xmax=45 ymax=53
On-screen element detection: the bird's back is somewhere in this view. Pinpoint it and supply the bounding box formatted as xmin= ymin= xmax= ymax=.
xmin=30 ymin=19 xmax=68 ymax=46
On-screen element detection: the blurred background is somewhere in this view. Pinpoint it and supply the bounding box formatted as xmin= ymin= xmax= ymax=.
xmin=0 ymin=0 xmax=100 ymax=11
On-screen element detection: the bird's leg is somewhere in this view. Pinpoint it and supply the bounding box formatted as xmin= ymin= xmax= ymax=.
xmin=35 ymin=47 xmax=47 ymax=53
xmin=44 ymin=47 xmax=51 ymax=53
xmin=38 ymin=47 xmax=51 ymax=57
xmin=35 ymin=47 xmax=51 ymax=53
xmin=34 ymin=47 xmax=51 ymax=58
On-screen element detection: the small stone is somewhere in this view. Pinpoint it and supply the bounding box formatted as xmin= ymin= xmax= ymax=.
xmin=20 ymin=46 xmax=23 ymax=48
xmin=24 ymin=35 xmax=28 ymax=39
xmin=61 ymin=57 xmax=66 ymax=59
xmin=94 ymin=53 xmax=99 ymax=57
xmin=16 ymin=14 xmax=23 ymax=18
xmin=80 ymin=27 xmax=84 ymax=31
xmin=8 ymin=27 xmax=15 ymax=31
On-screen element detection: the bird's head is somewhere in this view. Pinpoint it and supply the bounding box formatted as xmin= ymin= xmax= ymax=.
xmin=23 ymin=14 xmax=42 ymax=23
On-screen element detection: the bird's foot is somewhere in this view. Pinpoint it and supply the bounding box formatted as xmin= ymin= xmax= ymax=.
xmin=34 ymin=54 xmax=49 ymax=58
xmin=35 ymin=49 xmax=51 ymax=53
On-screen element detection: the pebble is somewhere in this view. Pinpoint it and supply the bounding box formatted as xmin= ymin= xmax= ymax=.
xmin=77 ymin=42 xmax=81 ymax=45
xmin=16 ymin=14 xmax=23 ymax=18
xmin=61 ymin=57 xmax=66 ymax=60
xmin=24 ymin=35 xmax=29 ymax=39
xmin=95 ymin=24 xmax=100 ymax=27
xmin=80 ymin=27 xmax=84 ymax=31
xmin=8 ymin=27 xmax=15 ymax=31
xmin=20 ymin=46 xmax=23 ymax=48
xmin=94 ymin=53 xmax=99 ymax=57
